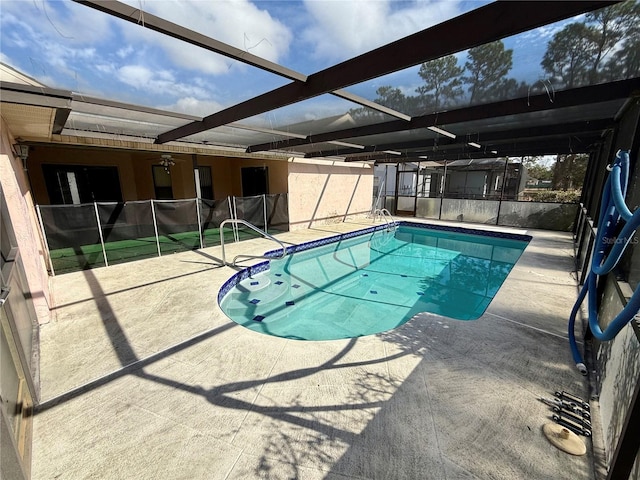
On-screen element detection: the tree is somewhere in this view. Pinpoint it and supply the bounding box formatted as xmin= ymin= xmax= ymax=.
xmin=552 ymin=154 xmax=588 ymax=190
xmin=522 ymin=156 xmax=553 ymax=181
xmin=585 ymin=1 xmax=638 ymax=82
xmin=463 ymin=41 xmax=513 ymax=104
xmin=541 ymin=23 xmax=597 ymax=88
xmin=374 ymin=86 xmax=410 ymax=112
xmin=542 ymin=2 xmax=640 ymax=86
xmin=415 ymin=55 xmax=463 ymax=111
xmin=348 ymin=85 xmax=413 ymax=120
xmin=602 ymin=2 xmax=640 ymax=80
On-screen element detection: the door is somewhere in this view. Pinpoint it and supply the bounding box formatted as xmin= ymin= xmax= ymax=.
xmin=198 ymin=166 xmax=214 ymax=200
xmin=1 ymin=197 xmax=36 ymax=480
xmin=395 ymin=166 xmax=418 ymax=216
xmin=42 ymin=164 xmax=123 ymax=204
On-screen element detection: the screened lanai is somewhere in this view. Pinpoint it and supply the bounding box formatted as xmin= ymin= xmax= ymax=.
xmin=2 ymin=1 xmax=637 ymax=161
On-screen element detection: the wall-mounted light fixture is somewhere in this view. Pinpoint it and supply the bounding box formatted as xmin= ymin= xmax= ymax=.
xmin=159 ymin=154 xmax=175 ymax=174
xmin=13 ymin=143 xmax=29 ymax=170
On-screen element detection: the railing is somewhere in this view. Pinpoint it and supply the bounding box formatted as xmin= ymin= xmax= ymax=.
xmin=220 ymin=219 xmax=288 ymax=267
xmin=373 ymin=208 xmax=396 ymax=231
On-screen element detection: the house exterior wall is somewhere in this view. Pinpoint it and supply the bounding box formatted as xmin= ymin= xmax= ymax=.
xmin=26 ymin=146 xmax=290 ymax=205
xmin=231 ymin=157 xmax=289 ymax=196
xmin=595 ymin=275 xmax=640 ymax=475
xmin=287 ymin=159 xmax=373 ymax=230
xmin=0 ymin=117 xmax=51 ymax=324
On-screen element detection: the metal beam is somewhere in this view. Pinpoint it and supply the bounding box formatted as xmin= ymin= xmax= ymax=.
xmin=74 ymin=0 xmax=306 ymax=81
xmin=250 ymin=78 xmax=640 ymax=153
xmin=341 ymin=134 xmax=603 ymax=162
xmin=303 ymin=119 xmax=615 ymax=158
xmin=491 ymin=137 xmax=603 ymax=156
xmin=370 ymin=151 xmax=496 ymax=164
xmin=156 ymin=1 xmax=616 ymax=144
xmin=75 ymin=1 xmax=413 ymax=125
xmin=331 ymin=90 xmax=411 ymax=121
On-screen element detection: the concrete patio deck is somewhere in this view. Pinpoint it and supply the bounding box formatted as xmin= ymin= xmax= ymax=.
xmin=32 ymin=218 xmax=597 ymax=479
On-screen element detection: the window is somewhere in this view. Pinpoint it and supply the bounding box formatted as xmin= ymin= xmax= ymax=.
xmin=198 ymin=166 xmax=213 ymax=200
xmin=152 ymin=165 xmax=173 ymax=200
xmin=241 ymin=166 xmax=268 ymax=197
xmin=42 ymin=164 xmax=122 ymax=204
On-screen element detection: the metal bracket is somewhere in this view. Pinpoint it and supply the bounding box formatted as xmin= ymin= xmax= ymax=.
xmin=0 ymin=287 xmax=10 ymax=306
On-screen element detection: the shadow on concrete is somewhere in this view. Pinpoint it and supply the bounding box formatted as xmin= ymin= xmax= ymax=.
xmin=35 ymin=228 xmax=595 ymax=479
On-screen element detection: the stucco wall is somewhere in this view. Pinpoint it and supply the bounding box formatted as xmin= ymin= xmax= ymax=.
xmin=416 ymin=197 xmax=441 ymax=219
xmin=498 ymin=201 xmax=578 ymax=231
xmin=440 ymin=198 xmax=500 ymax=223
xmin=287 ymin=159 xmax=373 ymax=230
xmin=0 ymin=117 xmax=51 ymax=324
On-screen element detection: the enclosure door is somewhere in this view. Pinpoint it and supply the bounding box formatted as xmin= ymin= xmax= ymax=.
xmin=395 ymin=169 xmax=417 ymax=216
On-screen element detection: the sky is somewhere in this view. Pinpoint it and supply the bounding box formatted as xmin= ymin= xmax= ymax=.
xmin=0 ymin=0 xmax=575 ymax=126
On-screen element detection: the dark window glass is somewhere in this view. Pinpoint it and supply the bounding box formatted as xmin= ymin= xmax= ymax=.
xmin=198 ymin=166 xmax=214 ymax=200
xmin=42 ymin=164 xmax=122 ymax=204
xmin=152 ymin=165 xmax=173 ymax=200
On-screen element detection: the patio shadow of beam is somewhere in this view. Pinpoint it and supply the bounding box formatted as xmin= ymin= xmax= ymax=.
xmin=52 ymin=265 xmax=222 ymax=310
xmin=36 ymin=321 xmax=236 ymax=412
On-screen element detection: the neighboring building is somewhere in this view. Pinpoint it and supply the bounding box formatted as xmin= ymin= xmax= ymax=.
xmin=374 ymin=158 xmax=527 ymax=202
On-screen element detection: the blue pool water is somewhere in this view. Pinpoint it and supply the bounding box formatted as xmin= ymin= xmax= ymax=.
xmin=219 ymin=223 xmax=530 ymax=340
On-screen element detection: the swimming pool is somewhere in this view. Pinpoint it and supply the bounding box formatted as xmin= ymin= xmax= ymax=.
xmin=218 ymin=222 xmax=530 ymax=340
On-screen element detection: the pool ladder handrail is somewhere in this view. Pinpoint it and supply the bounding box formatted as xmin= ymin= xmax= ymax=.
xmin=220 ymin=219 xmax=287 ymax=267
xmin=374 ymin=208 xmax=397 ymax=232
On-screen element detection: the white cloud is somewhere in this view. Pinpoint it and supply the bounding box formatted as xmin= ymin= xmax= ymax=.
xmin=161 ymin=97 xmax=224 ymax=116
xmin=117 ymin=46 xmax=135 ymax=59
xmin=0 ymin=3 xmax=108 ymax=90
xmin=4 ymin=1 xmax=113 ymax=46
xmin=118 ymin=0 xmax=293 ymax=75
xmin=117 ymin=64 xmax=211 ymax=99
xmin=301 ymin=0 xmax=464 ymax=63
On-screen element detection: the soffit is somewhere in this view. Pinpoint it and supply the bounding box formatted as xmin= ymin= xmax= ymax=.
xmin=1 ymin=103 xmax=57 ymax=140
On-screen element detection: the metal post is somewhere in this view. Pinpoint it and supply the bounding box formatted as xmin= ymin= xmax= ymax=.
xmin=195 ymin=198 xmax=203 ymax=249
xmin=263 ymin=193 xmax=268 ymax=233
xmin=414 ymin=162 xmax=420 ymax=217
xmin=93 ymin=202 xmax=109 ymax=267
xmin=150 ymin=200 xmax=162 ymax=257
xmin=192 ymin=154 xmax=201 ymax=199
xmin=35 ymin=205 xmax=55 ymax=276
xmin=496 ymin=157 xmax=510 ymax=225
xmin=225 ymin=196 xmax=234 ymax=244
xmin=438 ymin=161 xmax=447 ymax=220
xmin=232 ymin=196 xmax=239 ymax=243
